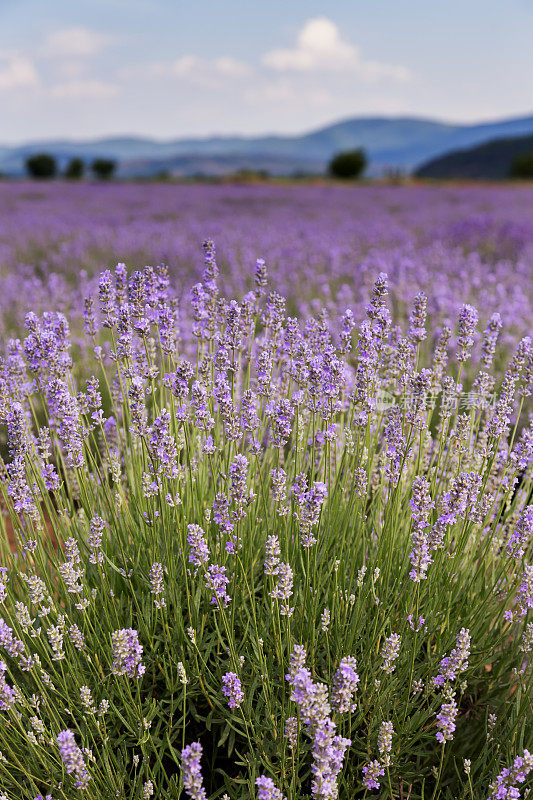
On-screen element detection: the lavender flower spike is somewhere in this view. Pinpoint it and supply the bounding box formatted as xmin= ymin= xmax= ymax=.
xmin=57 ymin=729 xmax=90 ymax=790
xmin=222 ymin=671 xmax=244 ymax=708
xmin=180 ymin=742 xmax=207 ymax=800
xmin=256 ymin=775 xmax=287 ymax=800
xmin=111 ymin=628 xmax=145 ymax=678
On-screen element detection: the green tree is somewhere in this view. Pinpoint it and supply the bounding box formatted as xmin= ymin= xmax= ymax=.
xmin=25 ymin=153 xmax=57 ymax=179
xmin=91 ymin=158 xmax=117 ymax=180
xmin=64 ymin=157 xmax=85 ymax=180
xmin=328 ymin=148 xmax=367 ymax=180
xmin=510 ymin=153 xmax=533 ymax=179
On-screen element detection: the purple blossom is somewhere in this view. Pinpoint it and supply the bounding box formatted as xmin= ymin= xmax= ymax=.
xmin=434 ymin=628 xmax=471 ymax=687
xmin=488 ymin=750 xmax=533 ymax=800
xmin=180 ymin=742 xmax=207 ymax=800
xmin=409 ymin=476 xmax=436 ymax=581
xmin=264 ymin=535 xmax=281 ymax=575
xmin=516 ymin=565 xmax=533 ymax=616
xmin=331 ymin=657 xmax=359 ymax=713
xmin=481 ymin=312 xmax=502 ymax=368
xmin=377 ymin=721 xmax=394 ymax=766
xmin=149 ymin=409 xmax=179 ymax=479
xmin=269 ymin=561 xmax=294 ymax=616
xmin=187 ymin=524 xmax=210 ymax=568
xmin=362 ymin=760 xmax=385 ymax=791
xmin=408 ymin=291 xmax=427 ymax=343
xmin=149 ymin=562 xmax=166 ymax=608
xmin=0 ymin=660 xmax=16 ymax=710
xmin=457 ymin=304 xmax=478 ymax=362
xmin=380 ymin=633 xmax=401 ymax=674
xmin=205 ymin=564 xmax=231 ymax=607
xmin=286 ymin=645 xmax=351 ymax=799
xmin=507 ymin=506 xmax=533 ymax=559
xmin=293 ymin=480 xmax=328 ymax=548
xmin=256 ymin=776 xmax=286 ymax=800
xmin=222 ymin=671 xmax=244 ymax=708
xmin=57 ymin=729 xmax=90 ymax=790
xmin=436 ymin=693 xmax=458 ymax=743
xmin=111 ymin=628 xmax=145 ymax=679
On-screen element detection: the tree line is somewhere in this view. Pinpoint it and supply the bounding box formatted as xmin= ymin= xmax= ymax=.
xmin=25 ymin=153 xmax=117 ymax=180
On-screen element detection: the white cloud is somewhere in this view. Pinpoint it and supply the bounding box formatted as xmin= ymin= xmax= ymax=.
xmin=42 ymin=27 xmax=111 ymax=58
xmin=128 ymin=54 xmax=250 ymax=84
xmin=263 ymin=17 xmax=411 ymax=82
xmin=212 ymin=57 xmax=250 ymax=78
xmin=50 ymin=79 xmax=118 ymax=99
xmin=0 ymin=54 xmax=39 ymax=90
xmin=168 ymin=55 xmax=199 ymax=77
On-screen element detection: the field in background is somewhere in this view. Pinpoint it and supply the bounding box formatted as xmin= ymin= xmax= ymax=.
xmin=1 ymin=181 xmax=533 ymax=346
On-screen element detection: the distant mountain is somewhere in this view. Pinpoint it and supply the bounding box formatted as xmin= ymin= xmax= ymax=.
xmin=3 ymin=113 xmax=533 ymax=176
xmin=416 ymin=134 xmax=533 ymax=179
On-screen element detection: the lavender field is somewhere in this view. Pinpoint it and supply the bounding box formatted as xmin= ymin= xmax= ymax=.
xmin=1 ymin=182 xmax=533 ymax=339
xmin=0 ymin=181 xmax=532 ymax=800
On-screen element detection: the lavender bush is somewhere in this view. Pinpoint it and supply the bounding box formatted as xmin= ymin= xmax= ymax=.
xmin=0 ymin=214 xmax=531 ymax=798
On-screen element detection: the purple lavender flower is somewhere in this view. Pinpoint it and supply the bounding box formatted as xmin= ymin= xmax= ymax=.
xmin=229 ymin=454 xmax=250 ymax=507
xmin=180 ymin=742 xmax=207 ymax=800
xmin=409 ymin=476 xmax=436 ymax=581
xmin=256 ymin=776 xmax=286 ymax=800
xmin=149 ymin=562 xmax=166 ymax=608
xmin=408 ymin=291 xmax=427 ymax=343
xmin=88 ymin=515 xmax=105 ymax=565
xmin=507 ymin=506 xmax=533 ymax=559
xmin=270 ymin=467 xmax=288 ymax=507
xmin=293 ymin=480 xmax=328 ymax=548
xmin=57 ymin=729 xmax=90 ymax=789
xmin=46 ymin=378 xmax=85 ymax=469
xmin=254 ymin=257 xmax=268 ymax=294
xmin=457 ymin=304 xmax=478 ymax=363
xmin=205 ymin=564 xmax=231 ymax=607
xmin=380 ymin=633 xmax=401 ymax=674
xmin=111 ymin=628 xmax=145 ymax=679
xmin=436 ymin=693 xmax=458 ymax=743
xmin=362 ymin=760 xmax=385 ymax=791
xmin=434 ymin=628 xmax=471 ymax=687
xmin=266 ymin=399 xmax=294 ymax=447
xmin=311 ymin=718 xmax=351 ymax=800
xmin=286 ymin=645 xmax=351 ymax=799
xmin=481 ymin=312 xmax=502 ymax=368
xmin=377 ymin=721 xmax=394 ymax=766
xmin=269 ymin=562 xmax=294 ymax=617
xmin=0 ymin=618 xmax=25 ymax=658
xmin=149 ymin=409 xmax=179 ymax=479
xmin=187 ymin=524 xmax=210 ymax=568
xmin=0 ymin=661 xmax=16 ymax=710
xmin=488 ymin=750 xmax=533 ymax=800
xmin=222 ymin=671 xmax=244 ymax=708
xmin=331 ymin=657 xmax=359 ymax=713
xmin=516 ymin=565 xmax=533 ymax=616
xmin=339 ymin=308 xmax=355 ymax=354
xmin=264 ymin=535 xmax=281 ymax=575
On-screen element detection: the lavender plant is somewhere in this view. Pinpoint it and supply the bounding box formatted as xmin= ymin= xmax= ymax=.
xmin=0 ymin=242 xmax=531 ymax=799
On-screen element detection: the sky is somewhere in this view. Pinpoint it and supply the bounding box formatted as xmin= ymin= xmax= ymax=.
xmin=1 ymin=0 xmax=532 ymax=143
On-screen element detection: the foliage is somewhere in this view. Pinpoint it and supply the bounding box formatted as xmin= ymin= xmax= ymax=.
xmin=25 ymin=153 xmax=57 ymax=180
xmin=510 ymin=153 xmax=533 ymax=179
xmin=0 ymin=245 xmax=531 ymax=800
xmin=417 ymin=134 xmax=533 ymax=180
xmin=328 ymin=149 xmax=367 ymax=180
xmin=91 ymin=158 xmax=117 ymax=180
xmin=64 ymin=158 xmax=85 ymax=180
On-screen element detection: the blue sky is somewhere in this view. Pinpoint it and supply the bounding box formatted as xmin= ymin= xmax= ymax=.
xmin=1 ymin=0 xmax=532 ymax=142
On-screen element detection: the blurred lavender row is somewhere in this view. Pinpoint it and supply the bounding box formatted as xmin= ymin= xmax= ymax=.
xmin=0 ymin=182 xmax=532 ymax=347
